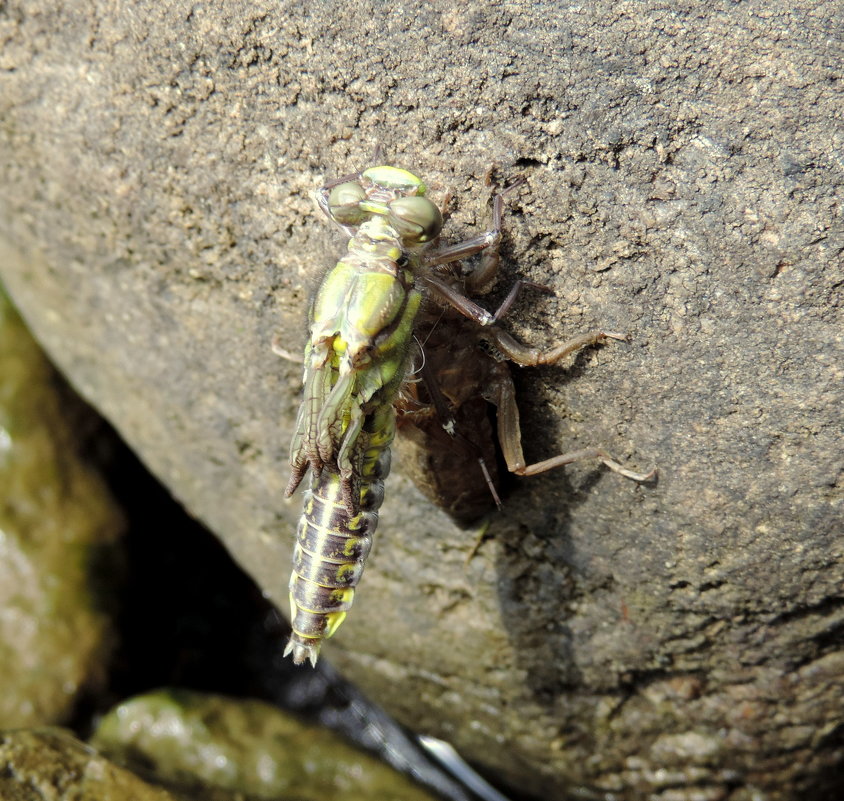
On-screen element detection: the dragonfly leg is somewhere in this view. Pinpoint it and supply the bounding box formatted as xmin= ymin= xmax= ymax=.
xmin=336 ymin=408 xmax=365 ymax=515
xmin=422 ymin=177 xmax=524 ymax=276
xmin=465 ymin=177 xmax=527 ymax=294
xmin=488 ymin=279 xmax=553 ymax=322
xmin=486 ymin=327 xmax=629 ymax=367
xmin=420 ymin=275 xmax=498 ymax=326
xmin=483 ymin=362 xmax=657 ymax=482
xmin=422 ymin=178 xmax=535 ymax=326
xmin=271 ymin=333 xmax=304 ymax=364
xmin=516 ymin=448 xmax=657 ymax=482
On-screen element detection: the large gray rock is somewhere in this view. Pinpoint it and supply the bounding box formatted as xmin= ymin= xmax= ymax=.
xmin=0 ymin=2 xmax=840 ymax=798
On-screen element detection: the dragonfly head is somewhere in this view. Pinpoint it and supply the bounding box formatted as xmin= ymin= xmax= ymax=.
xmin=328 ymin=166 xmax=443 ymax=245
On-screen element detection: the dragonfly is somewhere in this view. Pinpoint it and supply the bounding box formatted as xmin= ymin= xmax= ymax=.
xmin=283 ymin=164 xmax=655 ymax=666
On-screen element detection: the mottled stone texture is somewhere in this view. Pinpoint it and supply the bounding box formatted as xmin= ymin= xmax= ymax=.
xmin=91 ymin=689 xmax=439 ymax=801
xmin=0 ymin=291 xmax=123 ymax=728
xmin=0 ymin=1 xmax=841 ymax=798
xmin=0 ymin=729 xmax=179 ymax=801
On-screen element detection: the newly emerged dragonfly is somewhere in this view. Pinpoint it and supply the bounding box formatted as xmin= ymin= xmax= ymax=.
xmin=283 ymin=164 xmax=654 ymax=666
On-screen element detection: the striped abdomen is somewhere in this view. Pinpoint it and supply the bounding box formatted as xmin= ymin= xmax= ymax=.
xmin=285 ymin=407 xmax=394 ymax=666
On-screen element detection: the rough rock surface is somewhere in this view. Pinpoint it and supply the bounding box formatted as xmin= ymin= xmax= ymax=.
xmin=0 ymin=2 xmax=841 ymax=798
xmin=0 ymin=291 xmax=123 ymax=728
xmin=92 ymin=688 xmax=439 ymax=801
xmin=0 ymin=728 xmax=179 ymax=801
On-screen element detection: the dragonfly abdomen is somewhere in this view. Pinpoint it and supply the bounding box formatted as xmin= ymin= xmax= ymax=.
xmin=285 ymin=409 xmax=394 ymax=666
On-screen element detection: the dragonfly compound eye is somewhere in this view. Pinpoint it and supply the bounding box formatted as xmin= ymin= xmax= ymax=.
xmin=388 ymin=196 xmax=443 ymax=244
xmin=328 ymin=181 xmax=367 ymax=225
